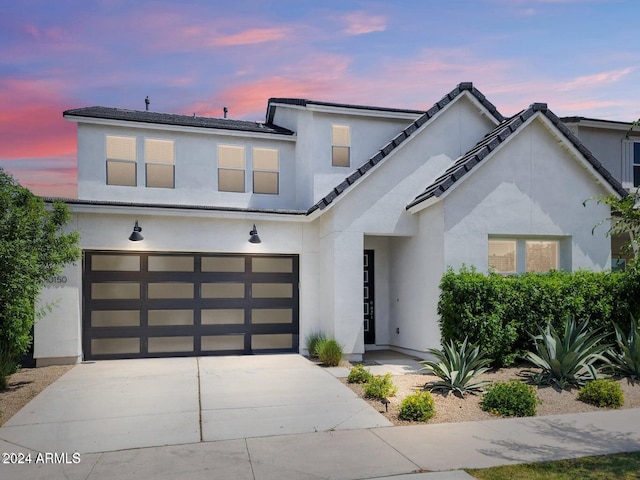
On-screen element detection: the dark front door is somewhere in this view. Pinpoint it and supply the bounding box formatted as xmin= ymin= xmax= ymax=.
xmin=363 ymin=250 xmax=375 ymax=344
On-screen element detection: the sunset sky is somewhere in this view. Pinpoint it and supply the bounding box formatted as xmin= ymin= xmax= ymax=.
xmin=1 ymin=0 xmax=639 ymax=198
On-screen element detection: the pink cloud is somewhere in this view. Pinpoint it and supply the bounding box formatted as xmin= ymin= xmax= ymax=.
xmin=213 ymin=27 xmax=292 ymax=46
xmin=343 ymin=11 xmax=387 ymax=35
xmin=559 ymin=67 xmax=635 ymax=91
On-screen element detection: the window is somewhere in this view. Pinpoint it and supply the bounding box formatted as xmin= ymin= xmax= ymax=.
xmin=488 ymin=238 xmax=560 ymax=274
xmin=488 ymin=240 xmax=516 ymax=273
xmin=218 ymin=145 xmax=245 ymax=192
xmin=634 ymin=142 xmax=640 ymax=188
xmin=252 ymin=147 xmax=279 ymax=194
xmin=145 ymin=138 xmax=174 ymax=188
xmin=106 ymin=135 xmax=136 ymax=186
xmin=332 ymin=125 xmax=350 ymax=167
xmin=612 ymin=258 xmax=626 ymax=272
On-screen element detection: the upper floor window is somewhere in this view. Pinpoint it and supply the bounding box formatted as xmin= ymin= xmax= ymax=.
xmin=634 ymin=142 xmax=640 ymax=188
xmin=332 ymin=125 xmax=350 ymax=167
xmin=106 ymin=135 xmax=137 ymax=186
xmin=145 ymin=138 xmax=175 ymax=188
xmin=253 ymin=147 xmax=279 ymax=194
xmin=489 ymin=238 xmax=560 ymax=274
xmin=218 ymin=145 xmax=245 ymax=192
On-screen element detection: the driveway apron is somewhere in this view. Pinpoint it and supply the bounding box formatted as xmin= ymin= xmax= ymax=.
xmin=0 ymin=354 xmax=390 ymax=454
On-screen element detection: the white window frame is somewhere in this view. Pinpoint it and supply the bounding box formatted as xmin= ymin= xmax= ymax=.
xmin=622 ymin=139 xmax=640 ymax=190
xmin=106 ymin=135 xmax=137 ymax=186
xmin=331 ymin=124 xmax=350 ymax=167
xmin=145 ymin=138 xmax=175 ymax=189
xmin=489 ymin=237 xmax=562 ymax=274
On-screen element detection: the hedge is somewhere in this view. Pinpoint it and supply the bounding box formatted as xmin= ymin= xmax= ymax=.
xmin=438 ymin=267 xmax=640 ymax=366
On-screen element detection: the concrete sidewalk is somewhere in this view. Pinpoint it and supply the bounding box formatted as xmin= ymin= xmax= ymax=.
xmin=1 ymin=353 xmax=640 ymax=479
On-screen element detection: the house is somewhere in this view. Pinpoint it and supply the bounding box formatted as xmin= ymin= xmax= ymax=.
xmin=561 ymin=116 xmax=640 ymax=270
xmin=33 ymin=82 xmax=627 ymax=366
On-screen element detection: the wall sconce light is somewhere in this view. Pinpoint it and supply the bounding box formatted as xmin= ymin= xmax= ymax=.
xmin=128 ymin=220 xmax=144 ymax=242
xmin=248 ymin=224 xmax=261 ymax=244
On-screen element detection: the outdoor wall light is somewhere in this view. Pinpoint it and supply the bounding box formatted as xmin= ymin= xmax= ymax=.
xmin=248 ymin=224 xmax=261 ymax=244
xmin=128 ymin=220 xmax=144 ymax=242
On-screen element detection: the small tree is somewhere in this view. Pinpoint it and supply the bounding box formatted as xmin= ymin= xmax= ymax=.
xmin=589 ymin=193 xmax=640 ymax=267
xmin=0 ymin=168 xmax=80 ymax=387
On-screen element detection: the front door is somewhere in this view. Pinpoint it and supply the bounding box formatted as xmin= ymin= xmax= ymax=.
xmin=363 ymin=250 xmax=375 ymax=344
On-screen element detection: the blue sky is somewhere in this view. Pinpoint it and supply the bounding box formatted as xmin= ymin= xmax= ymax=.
xmin=1 ymin=0 xmax=639 ymax=197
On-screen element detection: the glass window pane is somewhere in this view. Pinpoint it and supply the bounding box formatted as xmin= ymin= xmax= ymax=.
xmin=332 ymin=125 xmax=350 ymax=145
xmin=201 ymin=309 xmax=245 ymax=325
xmin=253 ymin=171 xmax=278 ymax=194
xmin=92 ymin=338 xmax=140 ymax=355
xmin=251 ymin=283 xmax=292 ymax=298
xmin=107 ymin=160 xmax=137 ymax=186
xmin=253 ymin=148 xmax=279 ymax=170
xmin=218 ymin=145 xmax=245 ymax=168
xmin=219 ymin=169 xmax=245 ymax=192
xmin=332 ymin=146 xmax=350 ymax=167
xmin=252 ymin=334 xmax=292 ymax=350
xmin=146 ymin=164 xmax=174 ymax=188
xmin=148 ymin=256 xmax=194 ymax=272
xmin=526 ymin=241 xmax=559 ymax=272
xmin=148 ymin=283 xmax=194 ymax=299
xmin=251 ymin=309 xmax=292 ymax=324
xmin=634 ymin=166 xmax=640 ymax=188
xmin=252 ymin=257 xmax=293 ymax=273
xmin=91 ymin=255 xmax=140 ymax=271
xmin=633 ymin=142 xmax=640 ymax=165
xmin=201 ymin=256 xmax=245 ymax=272
xmin=488 ymin=240 xmax=516 ymax=273
xmin=107 ymin=136 xmax=136 ymax=161
xmin=148 ymin=310 xmax=193 ymax=326
xmin=148 ymin=336 xmax=193 ymax=353
xmin=202 ymin=335 xmax=244 ymax=351
xmin=91 ymin=310 xmax=140 ymax=327
xmin=92 ymin=282 xmax=140 ymax=299
xmin=201 ymin=283 xmax=245 ymax=298
xmin=145 ymin=138 xmax=174 ymax=164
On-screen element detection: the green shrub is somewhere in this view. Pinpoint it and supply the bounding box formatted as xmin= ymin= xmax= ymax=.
xmin=610 ymin=315 xmax=640 ymax=380
xmin=421 ymin=337 xmax=492 ymax=397
xmin=438 ymin=267 xmax=640 ymax=367
xmin=316 ymin=338 xmax=342 ymax=366
xmin=399 ymin=390 xmax=436 ymax=422
xmin=305 ymin=331 xmax=327 ymax=358
xmin=364 ymin=373 xmax=398 ymax=399
xmin=577 ymin=379 xmax=624 ymax=408
xmin=523 ymin=318 xmax=612 ymax=388
xmin=347 ymin=364 xmax=373 ymax=384
xmin=481 ymin=380 xmax=540 ymax=417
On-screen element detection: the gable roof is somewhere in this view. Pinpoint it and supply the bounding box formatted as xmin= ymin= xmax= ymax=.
xmin=407 ymin=103 xmax=628 ymax=211
xmin=306 ymin=82 xmax=505 ymax=215
xmin=63 ymin=106 xmax=295 ymax=136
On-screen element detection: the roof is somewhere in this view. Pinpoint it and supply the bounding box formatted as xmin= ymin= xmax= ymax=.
xmin=560 ymin=116 xmax=634 ymax=127
xmin=306 ymin=82 xmax=505 ymax=214
xmin=63 ymin=106 xmax=295 ymax=136
xmin=266 ymin=98 xmax=426 ymax=123
xmin=407 ymin=103 xmax=628 ymax=211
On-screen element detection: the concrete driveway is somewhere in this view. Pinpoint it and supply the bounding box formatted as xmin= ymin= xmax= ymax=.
xmin=0 ymin=354 xmax=391 ymax=454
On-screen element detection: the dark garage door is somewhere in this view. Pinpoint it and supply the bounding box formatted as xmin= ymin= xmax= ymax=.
xmin=83 ymin=251 xmax=299 ymax=360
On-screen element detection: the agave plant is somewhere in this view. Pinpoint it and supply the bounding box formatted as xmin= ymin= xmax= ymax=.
xmin=609 ymin=314 xmax=640 ymax=381
xmin=421 ymin=337 xmax=492 ymax=397
xmin=523 ymin=318 xmax=611 ymax=388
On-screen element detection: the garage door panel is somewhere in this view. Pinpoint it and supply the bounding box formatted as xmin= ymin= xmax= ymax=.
xmin=83 ymin=252 xmax=298 ymax=359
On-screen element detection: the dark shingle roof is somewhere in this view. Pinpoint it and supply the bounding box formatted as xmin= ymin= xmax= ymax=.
xmin=306 ymin=82 xmax=505 ymax=214
xmin=63 ymin=106 xmax=295 ymax=136
xmin=266 ymin=98 xmax=426 ymax=123
xmin=407 ymin=103 xmax=628 ymax=210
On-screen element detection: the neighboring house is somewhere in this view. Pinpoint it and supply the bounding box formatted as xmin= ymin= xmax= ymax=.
xmin=34 ymin=82 xmax=626 ymax=366
xmin=561 ymin=116 xmax=640 ymax=270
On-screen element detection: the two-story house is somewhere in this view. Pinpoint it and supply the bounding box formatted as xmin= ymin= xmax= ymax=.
xmin=34 ymin=82 xmax=626 ymax=366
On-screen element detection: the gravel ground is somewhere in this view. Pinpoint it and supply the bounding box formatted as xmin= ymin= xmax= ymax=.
xmin=0 ymin=365 xmax=73 ymax=426
xmin=342 ymin=366 xmax=640 ymax=426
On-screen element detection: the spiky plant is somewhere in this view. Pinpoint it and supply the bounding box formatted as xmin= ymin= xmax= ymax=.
xmin=609 ymin=314 xmax=640 ymax=381
xmin=421 ymin=337 xmax=492 ymax=397
xmin=523 ymin=318 xmax=611 ymax=389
